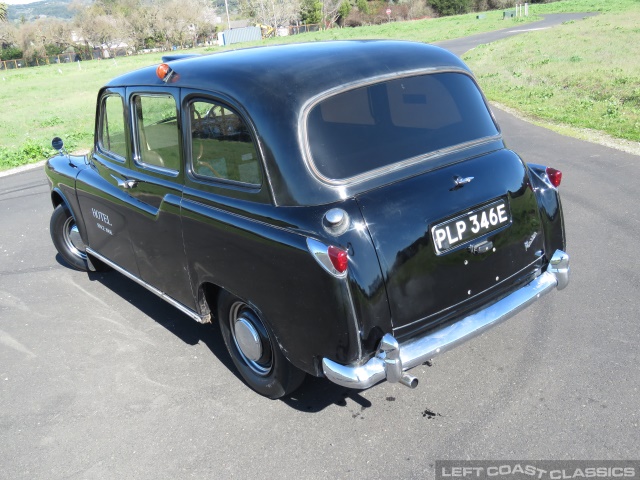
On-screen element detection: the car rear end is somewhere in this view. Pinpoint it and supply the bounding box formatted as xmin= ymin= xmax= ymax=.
xmin=302 ymin=66 xmax=569 ymax=389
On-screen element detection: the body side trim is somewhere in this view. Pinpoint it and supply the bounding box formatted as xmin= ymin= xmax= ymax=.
xmin=86 ymin=247 xmax=210 ymax=324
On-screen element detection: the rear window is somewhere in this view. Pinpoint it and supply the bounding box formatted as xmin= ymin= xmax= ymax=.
xmin=306 ymin=72 xmax=499 ymax=181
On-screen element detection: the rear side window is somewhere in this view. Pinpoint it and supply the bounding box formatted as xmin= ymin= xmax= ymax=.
xmin=189 ymin=100 xmax=261 ymax=186
xmin=133 ymin=95 xmax=181 ymax=172
xmin=99 ymin=95 xmax=127 ymax=160
xmin=306 ymin=72 xmax=499 ymax=181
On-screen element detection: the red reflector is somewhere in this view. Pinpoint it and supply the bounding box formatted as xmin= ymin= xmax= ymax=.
xmin=546 ymin=167 xmax=562 ymax=187
xmin=328 ymin=246 xmax=348 ymax=273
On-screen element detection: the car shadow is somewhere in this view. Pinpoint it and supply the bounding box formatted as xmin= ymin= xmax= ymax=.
xmin=85 ymin=268 xmax=372 ymax=413
xmin=281 ymin=377 xmax=373 ymax=413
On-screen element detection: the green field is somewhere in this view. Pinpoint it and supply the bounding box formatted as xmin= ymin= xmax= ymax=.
xmin=464 ymin=0 xmax=640 ymax=143
xmin=1 ymin=0 xmax=638 ymax=171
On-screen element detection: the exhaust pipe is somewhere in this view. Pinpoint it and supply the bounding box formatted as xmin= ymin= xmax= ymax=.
xmin=399 ymin=373 xmax=418 ymax=389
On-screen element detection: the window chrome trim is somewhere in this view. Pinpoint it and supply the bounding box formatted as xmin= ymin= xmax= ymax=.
xmin=180 ymin=89 xmax=275 ymax=204
xmin=132 ymin=160 xmax=180 ymax=178
xmin=185 ymin=97 xmax=265 ymax=189
xmin=97 ymin=93 xmax=127 ymax=164
xmin=130 ymin=92 xmax=181 ymax=177
xmin=96 ymin=147 xmax=126 ymax=165
xmin=297 ymin=67 xmax=501 ymax=187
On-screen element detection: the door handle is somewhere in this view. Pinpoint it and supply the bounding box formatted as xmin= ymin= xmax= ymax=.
xmin=119 ymin=179 xmax=138 ymax=189
xmin=112 ymin=175 xmax=138 ymax=189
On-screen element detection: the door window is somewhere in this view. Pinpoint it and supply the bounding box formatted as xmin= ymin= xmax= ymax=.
xmin=189 ymin=101 xmax=261 ymax=186
xmin=133 ymin=95 xmax=181 ymax=173
xmin=99 ymin=94 xmax=127 ymax=160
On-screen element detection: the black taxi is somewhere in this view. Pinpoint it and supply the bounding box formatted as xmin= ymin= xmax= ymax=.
xmin=45 ymin=41 xmax=569 ymax=398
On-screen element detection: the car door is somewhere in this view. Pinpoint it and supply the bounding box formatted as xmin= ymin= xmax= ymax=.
xmin=76 ymin=87 xmax=140 ymax=277
xmin=120 ymin=87 xmax=194 ymax=309
xmin=179 ymin=92 xmax=275 ymax=305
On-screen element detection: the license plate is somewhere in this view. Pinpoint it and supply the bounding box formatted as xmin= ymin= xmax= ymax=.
xmin=431 ymin=199 xmax=511 ymax=255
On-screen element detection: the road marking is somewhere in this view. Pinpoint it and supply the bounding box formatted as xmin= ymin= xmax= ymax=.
xmin=508 ymin=27 xmax=551 ymax=33
xmin=0 ymin=328 xmax=36 ymax=358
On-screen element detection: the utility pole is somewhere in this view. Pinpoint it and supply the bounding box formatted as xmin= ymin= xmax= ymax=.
xmin=224 ymin=0 xmax=231 ymax=29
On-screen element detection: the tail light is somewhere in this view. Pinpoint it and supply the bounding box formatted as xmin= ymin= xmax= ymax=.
xmin=307 ymin=238 xmax=348 ymax=278
xmin=328 ymin=246 xmax=348 ymax=273
xmin=546 ymin=167 xmax=562 ymax=188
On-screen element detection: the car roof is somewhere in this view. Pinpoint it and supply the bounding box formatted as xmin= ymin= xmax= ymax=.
xmin=104 ymin=41 xmax=487 ymax=206
xmin=106 ymin=40 xmax=470 ymax=98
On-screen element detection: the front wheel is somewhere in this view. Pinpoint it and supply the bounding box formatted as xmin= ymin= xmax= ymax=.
xmin=50 ymin=204 xmax=89 ymax=271
xmin=218 ymin=291 xmax=305 ymax=399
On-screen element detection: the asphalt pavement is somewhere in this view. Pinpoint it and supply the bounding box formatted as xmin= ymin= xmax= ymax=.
xmin=1 ymin=14 xmax=638 ymax=480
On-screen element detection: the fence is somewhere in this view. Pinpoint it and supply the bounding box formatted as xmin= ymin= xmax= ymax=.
xmin=0 ymin=47 xmax=130 ymax=71
xmin=286 ymin=24 xmax=321 ymax=35
xmin=1 ymin=23 xmax=321 ymax=70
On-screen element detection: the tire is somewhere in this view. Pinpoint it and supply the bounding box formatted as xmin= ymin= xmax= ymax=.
xmin=218 ymin=291 xmax=305 ymax=399
xmin=50 ymin=204 xmax=89 ymax=271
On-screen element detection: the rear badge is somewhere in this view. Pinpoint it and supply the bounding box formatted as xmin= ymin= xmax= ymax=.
xmin=450 ymin=175 xmax=474 ymax=191
xmin=524 ymin=232 xmax=538 ymax=250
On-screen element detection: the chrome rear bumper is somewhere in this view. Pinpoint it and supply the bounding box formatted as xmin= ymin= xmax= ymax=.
xmin=322 ymin=249 xmax=569 ymax=390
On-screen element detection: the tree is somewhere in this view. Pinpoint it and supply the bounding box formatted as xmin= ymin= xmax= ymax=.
xmin=80 ymin=13 xmax=130 ymax=57
xmin=0 ymin=3 xmax=7 ymax=23
xmin=321 ymin=0 xmax=346 ymax=27
xmin=15 ymin=18 xmax=74 ymax=61
xmin=160 ymin=0 xmax=217 ymax=48
xmin=300 ymin=0 xmax=322 ymax=24
xmin=0 ymin=21 xmax=18 ymax=59
xmin=239 ymin=0 xmax=300 ymax=30
xmin=72 ymin=0 xmax=132 ymax=56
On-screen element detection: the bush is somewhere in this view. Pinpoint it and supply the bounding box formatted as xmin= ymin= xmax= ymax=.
xmin=45 ymin=44 xmax=66 ymax=56
xmin=429 ymin=0 xmax=472 ymax=16
xmin=0 ymin=46 xmax=23 ymax=61
xmin=356 ymin=0 xmax=370 ymax=14
xmin=0 ymin=141 xmax=52 ymax=170
xmin=338 ymin=0 xmax=353 ymax=22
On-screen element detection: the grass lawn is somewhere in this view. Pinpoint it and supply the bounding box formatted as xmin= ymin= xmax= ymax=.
xmin=1 ymin=0 xmax=638 ymax=171
xmin=464 ymin=0 xmax=640 ymax=143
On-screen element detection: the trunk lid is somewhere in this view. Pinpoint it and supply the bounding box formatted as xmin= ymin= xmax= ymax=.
xmin=355 ymin=149 xmax=544 ymax=339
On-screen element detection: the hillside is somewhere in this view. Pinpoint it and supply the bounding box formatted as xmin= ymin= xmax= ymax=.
xmin=7 ymin=0 xmax=239 ymax=22
xmin=8 ymin=0 xmax=91 ymax=22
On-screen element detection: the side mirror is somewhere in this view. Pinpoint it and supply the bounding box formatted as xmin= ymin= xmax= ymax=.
xmin=52 ymin=137 xmax=64 ymax=152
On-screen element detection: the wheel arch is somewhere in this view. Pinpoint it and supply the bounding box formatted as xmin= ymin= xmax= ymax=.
xmin=215 ymin=288 xmax=306 ymax=398
xmin=50 ymin=187 xmax=92 ymax=249
xmin=199 ymin=282 xmax=302 ymax=372
xmin=51 ymin=187 xmax=71 ymax=210
xmin=197 ymin=282 xmax=222 ymax=321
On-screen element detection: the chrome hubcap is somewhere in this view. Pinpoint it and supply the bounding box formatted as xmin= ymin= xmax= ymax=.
xmin=234 ymin=317 xmax=263 ymax=362
xmin=230 ymin=302 xmax=272 ymax=376
xmin=62 ymin=216 xmax=87 ymax=260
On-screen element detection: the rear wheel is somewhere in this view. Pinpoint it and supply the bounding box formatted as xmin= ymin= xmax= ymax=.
xmin=50 ymin=204 xmax=89 ymax=271
xmin=218 ymin=291 xmax=305 ymax=399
